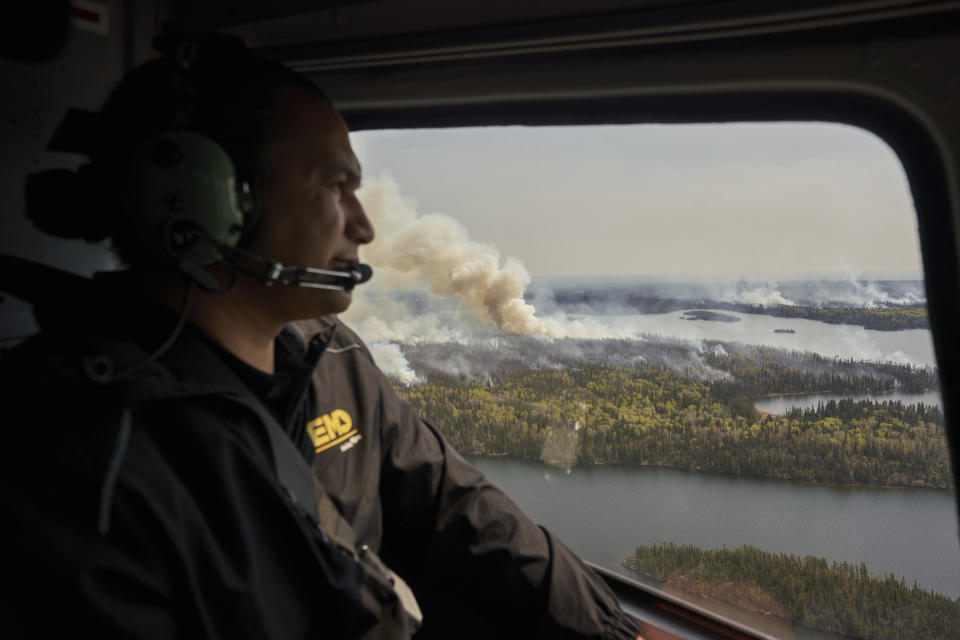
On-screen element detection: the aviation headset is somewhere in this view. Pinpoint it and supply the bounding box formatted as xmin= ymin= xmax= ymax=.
xmin=27 ymin=31 xmax=371 ymax=293
xmin=125 ymin=33 xmax=260 ymax=289
xmin=118 ymin=31 xmax=371 ymax=292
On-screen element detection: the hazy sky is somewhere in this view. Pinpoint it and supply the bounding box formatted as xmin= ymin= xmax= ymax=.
xmin=351 ymin=122 xmax=922 ymax=280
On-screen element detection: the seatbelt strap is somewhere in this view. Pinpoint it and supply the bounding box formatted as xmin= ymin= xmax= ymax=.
xmin=214 ymin=334 xmax=423 ymax=631
xmin=256 ymin=398 xmax=422 ymax=629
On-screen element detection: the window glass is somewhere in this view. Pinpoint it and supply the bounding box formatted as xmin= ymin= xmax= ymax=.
xmin=347 ymin=123 xmax=958 ymax=639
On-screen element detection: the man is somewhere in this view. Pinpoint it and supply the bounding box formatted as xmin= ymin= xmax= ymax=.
xmin=2 ymin=35 xmax=646 ymax=639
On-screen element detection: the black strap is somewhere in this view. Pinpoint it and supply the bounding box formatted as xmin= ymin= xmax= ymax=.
xmin=252 ymin=394 xmax=357 ymax=551
xmin=258 ymin=402 xmax=322 ymax=522
xmin=245 ymin=364 xmax=423 ymax=629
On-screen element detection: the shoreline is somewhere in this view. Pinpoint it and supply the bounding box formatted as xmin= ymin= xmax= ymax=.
xmin=464 ymin=453 xmax=954 ymax=491
xmin=750 ymin=387 xmax=940 ymax=400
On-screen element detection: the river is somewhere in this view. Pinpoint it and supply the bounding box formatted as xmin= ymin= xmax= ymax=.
xmin=467 ymin=455 xmax=960 ymax=635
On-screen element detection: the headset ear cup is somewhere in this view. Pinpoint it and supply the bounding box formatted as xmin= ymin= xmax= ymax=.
xmin=128 ymin=131 xmax=247 ymax=267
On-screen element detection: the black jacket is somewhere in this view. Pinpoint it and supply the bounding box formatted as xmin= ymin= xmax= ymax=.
xmin=1 ymin=270 xmax=642 ymax=639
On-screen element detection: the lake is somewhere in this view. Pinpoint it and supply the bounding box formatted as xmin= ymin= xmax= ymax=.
xmin=754 ymin=390 xmax=943 ymax=415
xmin=547 ymin=310 xmax=937 ymax=367
xmin=467 ymin=456 xmax=960 ymax=605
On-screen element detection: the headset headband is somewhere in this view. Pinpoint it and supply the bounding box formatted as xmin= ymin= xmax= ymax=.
xmin=126 ymin=31 xmax=257 ymax=278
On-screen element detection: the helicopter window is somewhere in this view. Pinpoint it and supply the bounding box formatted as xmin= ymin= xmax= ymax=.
xmin=346 ymin=122 xmax=958 ymax=639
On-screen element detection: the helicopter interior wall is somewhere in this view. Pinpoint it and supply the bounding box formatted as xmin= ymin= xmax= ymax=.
xmin=0 ymin=0 xmax=136 ymax=345
xmin=173 ymin=0 xmax=685 ymax=44
xmin=0 ymin=0 xmax=165 ymax=342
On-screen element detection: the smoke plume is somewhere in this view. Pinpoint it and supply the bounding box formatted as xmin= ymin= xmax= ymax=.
xmin=826 ymin=275 xmax=925 ymax=308
xmin=367 ymin=342 xmax=420 ymax=384
xmin=720 ymin=283 xmax=795 ymax=307
xmin=357 ymin=175 xmax=549 ymax=336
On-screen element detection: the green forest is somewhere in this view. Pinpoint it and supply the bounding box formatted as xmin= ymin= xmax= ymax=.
xmin=399 ymin=353 xmax=950 ymax=488
xmin=750 ymin=304 xmax=929 ymax=331
xmin=693 ymin=302 xmax=928 ymax=330
xmin=702 ymin=343 xmax=938 ymax=395
xmin=623 ymin=543 xmax=959 ymax=639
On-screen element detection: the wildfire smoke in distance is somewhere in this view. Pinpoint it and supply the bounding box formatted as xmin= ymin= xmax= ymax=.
xmin=357 ymin=175 xmax=549 ymax=336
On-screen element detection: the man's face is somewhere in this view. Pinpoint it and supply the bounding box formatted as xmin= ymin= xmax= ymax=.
xmin=246 ymin=86 xmax=374 ymax=318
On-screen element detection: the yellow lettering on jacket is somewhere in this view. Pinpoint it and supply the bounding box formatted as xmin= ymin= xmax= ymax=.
xmin=308 ymin=409 xmax=359 ymax=453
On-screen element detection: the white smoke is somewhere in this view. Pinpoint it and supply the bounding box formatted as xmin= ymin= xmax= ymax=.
xmin=342 ymin=173 xmax=562 ymax=381
xmin=344 ymin=292 xmax=473 ymax=344
xmin=367 ymin=342 xmax=420 ymax=384
xmin=539 ymin=314 xmax=641 ymax=340
xmin=822 ymin=275 xmax=925 ymax=308
xmin=719 ymin=282 xmax=795 ymax=307
xmin=712 ymin=277 xmax=925 ymax=309
xmin=706 ymin=343 xmax=728 ymax=358
xmin=357 ymin=175 xmax=549 ymax=336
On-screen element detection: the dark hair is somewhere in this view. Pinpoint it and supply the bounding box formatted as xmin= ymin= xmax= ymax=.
xmin=81 ymin=37 xmax=326 ymax=267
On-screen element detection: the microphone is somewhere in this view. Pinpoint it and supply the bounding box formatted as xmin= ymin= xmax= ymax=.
xmin=178 ymin=232 xmax=374 ymax=292
xmin=225 ymin=245 xmax=373 ymax=291
xmin=275 ymin=262 xmax=373 ymax=291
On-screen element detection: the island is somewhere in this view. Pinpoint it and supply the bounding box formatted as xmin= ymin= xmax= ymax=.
xmin=623 ymin=543 xmax=958 ymax=640
xmin=681 ymin=310 xmax=741 ymax=323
